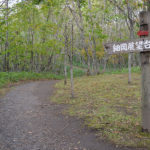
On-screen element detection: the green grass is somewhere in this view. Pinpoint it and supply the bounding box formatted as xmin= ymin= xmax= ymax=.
xmin=0 ymin=67 xmax=85 ymax=89
xmin=68 ymin=67 xmax=86 ymax=77
xmin=52 ymin=73 xmax=150 ymax=148
xmin=0 ymin=72 xmax=64 ymax=88
xmin=73 ymin=61 xmax=88 ymax=69
xmin=105 ymin=66 xmax=140 ymax=74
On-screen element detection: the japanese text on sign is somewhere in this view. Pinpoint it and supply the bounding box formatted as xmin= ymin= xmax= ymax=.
xmin=113 ymin=40 xmax=150 ymax=53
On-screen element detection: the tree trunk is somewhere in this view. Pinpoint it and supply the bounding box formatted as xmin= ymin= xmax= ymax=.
xmin=127 ymin=0 xmax=134 ymax=84
xmin=76 ymin=0 xmax=91 ymax=75
xmin=4 ymin=0 xmax=9 ymax=72
xmin=64 ymin=24 xmax=68 ymax=85
xmin=31 ymin=29 xmax=34 ymax=71
xmin=70 ymin=23 xmax=74 ymax=98
xmin=128 ymin=53 xmax=132 ymax=84
xmin=103 ymin=55 xmax=108 ymax=72
xmin=88 ymin=0 xmax=97 ymax=75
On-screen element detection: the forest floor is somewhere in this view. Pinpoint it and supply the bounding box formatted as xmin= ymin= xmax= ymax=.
xmin=0 ymin=80 xmax=146 ymax=150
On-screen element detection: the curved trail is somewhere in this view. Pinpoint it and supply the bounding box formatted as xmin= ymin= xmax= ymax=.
xmin=0 ymin=81 xmax=146 ymax=150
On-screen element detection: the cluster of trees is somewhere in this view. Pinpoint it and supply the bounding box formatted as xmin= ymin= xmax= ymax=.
xmin=0 ymin=0 xmax=149 ymax=78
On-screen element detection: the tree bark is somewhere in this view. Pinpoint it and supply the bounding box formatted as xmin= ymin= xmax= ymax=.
xmin=73 ymin=0 xmax=91 ymax=75
xmin=70 ymin=22 xmax=74 ymax=98
xmin=4 ymin=0 xmax=9 ymax=72
xmin=127 ymin=1 xmax=134 ymax=84
xmin=88 ymin=0 xmax=97 ymax=75
xmin=64 ymin=24 xmax=68 ymax=85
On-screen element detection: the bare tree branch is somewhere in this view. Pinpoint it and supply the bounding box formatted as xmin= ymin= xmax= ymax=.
xmin=108 ymin=0 xmax=139 ymax=30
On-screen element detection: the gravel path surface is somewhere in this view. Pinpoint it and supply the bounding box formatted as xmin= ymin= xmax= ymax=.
xmin=0 ymin=81 xmax=146 ymax=150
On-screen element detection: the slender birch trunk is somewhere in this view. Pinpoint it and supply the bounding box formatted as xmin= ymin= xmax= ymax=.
xmin=64 ymin=24 xmax=68 ymax=85
xmin=127 ymin=1 xmax=134 ymax=84
xmin=70 ymin=22 xmax=74 ymax=98
xmin=76 ymin=0 xmax=91 ymax=75
xmin=4 ymin=0 xmax=9 ymax=71
xmin=88 ymin=0 xmax=97 ymax=75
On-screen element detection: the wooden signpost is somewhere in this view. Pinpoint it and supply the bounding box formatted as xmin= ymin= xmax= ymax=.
xmin=104 ymin=11 xmax=150 ymax=132
xmin=105 ymin=37 xmax=150 ymax=54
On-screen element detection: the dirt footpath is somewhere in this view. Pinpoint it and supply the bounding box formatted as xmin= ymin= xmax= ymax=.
xmin=0 ymin=81 xmax=146 ymax=150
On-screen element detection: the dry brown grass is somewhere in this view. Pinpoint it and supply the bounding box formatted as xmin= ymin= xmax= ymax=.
xmin=52 ymin=73 xmax=150 ymax=148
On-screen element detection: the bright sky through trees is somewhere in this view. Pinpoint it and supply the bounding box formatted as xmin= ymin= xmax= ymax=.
xmin=0 ymin=0 xmax=20 ymax=7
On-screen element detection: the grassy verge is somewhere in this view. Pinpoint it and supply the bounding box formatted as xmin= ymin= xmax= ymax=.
xmin=68 ymin=67 xmax=86 ymax=77
xmin=0 ymin=72 xmax=63 ymax=88
xmin=52 ymin=73 xmax=150 ymax=148
xmin=105 ymin=66 xmax=140 ymax=74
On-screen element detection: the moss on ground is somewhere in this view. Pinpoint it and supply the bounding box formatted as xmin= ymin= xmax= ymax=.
xmin=52 ymin=73 xmax=150 ymax=148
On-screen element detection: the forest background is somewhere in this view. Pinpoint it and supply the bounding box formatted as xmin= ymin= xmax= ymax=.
xmin=0 ymin=0 xmax=150 ymax=148
xmin=1 ymin=0 xmax=149 ymax=82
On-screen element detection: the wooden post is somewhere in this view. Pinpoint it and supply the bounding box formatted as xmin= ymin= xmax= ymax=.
xmin=104 ymin=11 xmax=150 ymax=132
xmin=140 ymin=11 xmax=150 ymax=132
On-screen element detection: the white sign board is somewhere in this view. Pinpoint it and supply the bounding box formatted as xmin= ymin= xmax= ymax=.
xmin=105 ymin=38 xmax=150 ymax=54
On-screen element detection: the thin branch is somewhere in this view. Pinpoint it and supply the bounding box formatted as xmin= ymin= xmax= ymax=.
xmin=0 ymin=0 xmax=6 ymax=8
xmin=108 ymin=0 xmax=138 ymax=30
xmin=108 ymin=0 xmax=138 ymax=24
xmin=66 ymin=5 xmax=82 ymax=31
xmin=108 ymin=0 xmax=127 ymax=18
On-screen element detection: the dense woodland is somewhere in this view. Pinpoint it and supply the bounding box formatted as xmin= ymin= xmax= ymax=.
xmin=1 ymin=0 xmax=150 ymax=147
xmin=0 ymin=0 xmax=150 ymax=77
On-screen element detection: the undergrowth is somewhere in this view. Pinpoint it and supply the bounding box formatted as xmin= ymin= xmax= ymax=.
xmin=105 ymin=66 xmax=140 ymax=74
xmin=0 ymin=72 xmax=63 ymax=88
xmin=0 ymin=66 xmax=85 ymax=89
